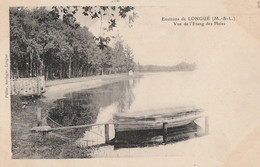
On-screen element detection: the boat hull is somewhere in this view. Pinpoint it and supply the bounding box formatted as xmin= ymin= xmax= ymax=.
xmin=113 ymin=106 xmax=203 ymax=132
xmin=114 ymin=116 xmax=201 ymax=132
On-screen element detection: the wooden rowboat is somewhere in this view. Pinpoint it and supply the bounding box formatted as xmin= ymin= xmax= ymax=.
xmin=113 ymin=106 xmax=203 ymax=132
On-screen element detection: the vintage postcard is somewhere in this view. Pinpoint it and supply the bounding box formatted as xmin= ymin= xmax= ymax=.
xmin=1 ymin=0 xmax=260 ymax=167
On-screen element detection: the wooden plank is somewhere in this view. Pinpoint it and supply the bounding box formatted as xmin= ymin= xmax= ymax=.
xmin=49 ymin=122 xmax=114 ymax=131
xmin=30 ymin=126 xmax=51 ymax=133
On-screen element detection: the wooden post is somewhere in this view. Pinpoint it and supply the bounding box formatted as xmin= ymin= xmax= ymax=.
xmin=37 ymin=107 xmax=42 ymax=126
xmin=105 ymin=124 xmax=109 ymax=144
xmin=205 ymin=116 xmax=209 ymax=134
xmin=42 ymin=130 xmax=49 ymax=138
xmin=163 ymin=122 xmax=168 ymax=144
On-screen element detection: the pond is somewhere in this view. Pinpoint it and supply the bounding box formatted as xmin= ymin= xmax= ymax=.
xmin=49 ymin=72 xmax=208 ymax=157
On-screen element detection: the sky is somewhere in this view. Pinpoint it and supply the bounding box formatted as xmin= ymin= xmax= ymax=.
xmin=74 ymin=6 xmax=201 ymax=66
xmin=47 ymin=1 xmax=260 ymax=67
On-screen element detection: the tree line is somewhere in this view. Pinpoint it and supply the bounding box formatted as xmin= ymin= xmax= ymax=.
xmin=137 ymin=62 xmax=197 ymax=72
xmin=10 ymin=7 xmax=136 ymax=80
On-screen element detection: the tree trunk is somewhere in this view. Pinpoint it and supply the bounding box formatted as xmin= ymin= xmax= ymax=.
xmin=39 ymin=59 xmax=43 ymax=76
xmin=16 ymin=68 xmax=19 ymax=78
xmin=43 ymin=61 xmax=46 ymax=79
xmin=32 ymin=62 xmax=35 ymax=77
xmin=46 ymin=67 xmax=49 ymax=80
xmin=86 ymin=65 xmax=89 ymax=76
xmin=60 ymin=64 xmax=62 ymax=79
xmin=64 ymin=65 xmax=66 ymax=78
xmin=101 ymin=67 xmax=104 ymax=75
xmin=34 ymin=62 xmax=37 ymax=77
xmin=68 ymin=57 xmax=72 ymax=78
xmin=30 ymin=52 xmax=33 ymax=77
xmin=78 ymin=65 xmax=84 ymax=77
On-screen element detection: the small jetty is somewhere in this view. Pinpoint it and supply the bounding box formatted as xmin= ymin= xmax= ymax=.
xmin=30 ymin=106 xmax=208 ymax=147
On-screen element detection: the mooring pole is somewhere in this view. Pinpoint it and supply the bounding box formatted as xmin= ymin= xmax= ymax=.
xmin=36 ymin=107 xmax=49 ymax=137
xmin=163 ymin=122 xmax=168 ymax=144
xmin=37 ymin=107 xmax=42 ymax=126
xmin=205 ymin=116 xmax=209 ymax=134
xmin=105 ymin=124 xmax=109 ymax=144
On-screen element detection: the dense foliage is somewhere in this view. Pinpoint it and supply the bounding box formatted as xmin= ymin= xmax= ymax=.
xmin=10 ymin=7 xmax=136 ymax=80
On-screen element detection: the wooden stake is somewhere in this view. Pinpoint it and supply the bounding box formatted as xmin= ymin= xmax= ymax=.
xmin=37 ymin=107 xmax=42 ymax=126
xmin=105 ymin=124 xmax=109 ymax=144
xmin=163 ymin=122 xmax=168 ymax=143
xmin=42 ymin=131 xmax=49 ymax=138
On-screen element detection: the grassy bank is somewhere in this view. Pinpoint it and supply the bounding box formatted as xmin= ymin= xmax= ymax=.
xmin=11 ymin=95 xmax=99 ymax=158
xmin=11 ymin=73 xmax=142 ymax=159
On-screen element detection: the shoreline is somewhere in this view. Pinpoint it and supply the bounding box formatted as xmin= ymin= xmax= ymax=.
xmin=11 ymin=73 xmax=143 ymax=158
xmin=43 ymin=73 xmax=143 ymax=103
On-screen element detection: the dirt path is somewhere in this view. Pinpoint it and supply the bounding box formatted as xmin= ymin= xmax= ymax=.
xmin=45 ymin=74 xmax=127 ymax=87
xmin=43 ymin=74 xmax=134 ymax=102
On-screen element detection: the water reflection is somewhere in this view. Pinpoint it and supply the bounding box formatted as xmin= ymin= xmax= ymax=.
xmin=112 ymin=121 xmax=205 ymax=149
xmin=48 ymin=78 xmax=139 ymax=142
xmin=48 ymin=73 xmax=208 ymax=154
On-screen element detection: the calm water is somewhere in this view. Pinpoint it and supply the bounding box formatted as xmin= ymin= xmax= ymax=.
xmin=49 ymin=72 xmax=207 ymax=157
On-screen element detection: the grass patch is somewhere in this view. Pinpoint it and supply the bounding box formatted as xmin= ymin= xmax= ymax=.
xmin=11 ymin=95 xmax=95 ymax=159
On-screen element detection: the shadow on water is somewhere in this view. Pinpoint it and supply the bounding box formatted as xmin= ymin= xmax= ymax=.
xmin=48 ymin=78 xmax=138 ymax=139
xmin=111 ymin=121 xmax=207 ymax=149
xmin=47 ymin=76 xmax=208 ymax=151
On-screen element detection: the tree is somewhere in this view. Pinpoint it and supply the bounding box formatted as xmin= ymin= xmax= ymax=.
xmin=100 ymin=46 xmax=113 ymax=74
xmin=50 ymin=6 xmax=137 ymax=49
xmin=10 ymin=7 xmax=138 ymax=79
xmin=124 ymin=45 xmax=136 ymax=72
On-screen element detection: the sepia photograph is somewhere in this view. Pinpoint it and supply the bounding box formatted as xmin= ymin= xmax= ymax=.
xmin=1 ymin=0 xmax=260 ymax=166
xmin=10 ymin=6 xmax=208 ymax=159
